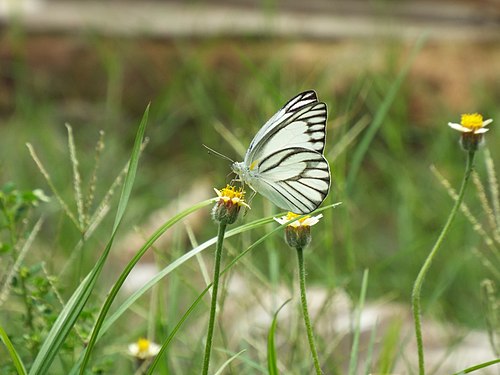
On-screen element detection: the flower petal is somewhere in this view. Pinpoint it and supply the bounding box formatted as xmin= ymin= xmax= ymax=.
xmin=448 ymin=122 xmax=472 ymax=133
xmin=302 ymin=214 xmax=323 ymax=226
xmin=274 ymin=216 xmax=288 ymax=225
xmin=128 ymin=343 xmax=139 ymax=355
xmin=482 ymin=119 xmax=494 ymax=127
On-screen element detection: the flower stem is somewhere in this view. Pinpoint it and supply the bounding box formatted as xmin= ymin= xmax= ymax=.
xmin=201 ymin=222 xmax=227 ymax=375
xmin=296 ymin=246 xmax=323 ymax=375
xmin=412 ymin=150 xmax=475 ymax=375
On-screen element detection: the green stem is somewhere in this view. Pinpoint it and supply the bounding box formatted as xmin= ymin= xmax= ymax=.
xmin=412 ymin=150 xmax=476 ymax=375
xmin=296 ymin=247 xmax=323 ymax=375
xmin=201 ymin=222 xmax=227 ymax=375
xmin=19 ymin=271 xmax=33 ymax=331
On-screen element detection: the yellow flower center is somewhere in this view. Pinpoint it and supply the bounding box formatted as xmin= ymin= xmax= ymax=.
xmin=285 ymin=212 xmax=310 ymax=225
xmin=137 ymin=338 xmax=150 ymax=354
xmin=285 ymin=212 xmax=300 ymax=220
xmin=460 ymin=113 xmax=484 ymax=130
xmin=220 ymin=185 xmax=245 ymax=201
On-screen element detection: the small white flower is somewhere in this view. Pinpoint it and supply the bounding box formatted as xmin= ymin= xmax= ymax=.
xmin=448 ymin=113 xmax=492 ymax=134
xmin=214 ymin=186 xmax=250 ymax=208
xmin=274 ymin=212 xmax=323 ymax=228
xmin=274 ymin=212 xmax=323 ymax=248
xmin=448 ymin=113 xmax=493 ymax=151
xmin=128 ymin=338 xmax=161 ymax=360
xmin=212 ymin=185 xmax=250 ymax=224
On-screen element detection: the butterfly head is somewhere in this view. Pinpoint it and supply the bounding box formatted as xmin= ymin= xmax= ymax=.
xmin=231 ymin=161 xmax=245 ymax=176
xmin=231 ymin=161 xmax=254 ymax=188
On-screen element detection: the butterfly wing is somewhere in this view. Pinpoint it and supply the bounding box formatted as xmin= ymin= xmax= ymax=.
xmin=238 ymin=90 xmax=331 ymax=214
xmin=248 ymin=147 xmax=330 ymax=214
xmin=245 ymin=90 xmax=327 ymax=165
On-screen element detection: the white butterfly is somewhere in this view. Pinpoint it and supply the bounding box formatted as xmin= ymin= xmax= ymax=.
xmin=232 ymin=90 xmax=331 ymax=214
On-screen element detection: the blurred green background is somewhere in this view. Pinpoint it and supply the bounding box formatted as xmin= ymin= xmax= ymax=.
xmin=1 ymin=0 xmax=499 ymax=373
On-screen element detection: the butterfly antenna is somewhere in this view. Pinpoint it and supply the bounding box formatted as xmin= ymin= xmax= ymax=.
xmin=203 ymin=144 xmax=234 ymax=163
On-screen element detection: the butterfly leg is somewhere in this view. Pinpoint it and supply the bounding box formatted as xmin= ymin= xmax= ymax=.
xmin=247 ymin=190 xmax=257 ymax=205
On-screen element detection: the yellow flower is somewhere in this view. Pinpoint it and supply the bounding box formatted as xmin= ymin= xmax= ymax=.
xmin=127 ymin=338 xmax=161 ymax=360
xmin=274 ymin=212 xmax=323 ymax=227
xmin=212 ymin=185 xmax=249 ymax=224
xmin=448 ymin=113 xmax=493 ymax=151
xmin=214 ymin=185 xmax=249 ymax=207
xmin=448 ymin=113 xmax=492 ymax=134
xmin=274 ymin=212 xmax=323 ymax=248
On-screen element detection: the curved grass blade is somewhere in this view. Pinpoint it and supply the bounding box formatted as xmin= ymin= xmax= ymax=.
xmin=145 ymin=281 xmax=210 ymax=375
xmin=102 ymin=215 xmax=284 ymax=331
xmin=0 ymin=324 xmax=27 ymax=375
xmin=108 ymin=203 xmax=340 ymax=339
xmin=78 ymin=198 xmax=215 ymax=372
xmin=145 ymin=216 xmax=296 ymax=374
xmin=29 ymin=105 xmax=149 ymax=375
xmin=0 ymin=218 xmax=43 ymax=307
xmin=348 ymin=269 xmax=369 ymax=375
xmin=67 ymin=203 xmax=341 ymax=374
xmin=214 ymin=349 xmax=246 ymax=375
xmin=267 ymin=299 xmax=291 ymax=375
xmin=67 ymin=215 xmax=276 ymax=375
xmin=145 ymin=205 xmax=339 ymax=374
xmin=363 ymin=321 xmax=378 ymax=375
xmin=452 ymin=358 xmax=500 ymax=374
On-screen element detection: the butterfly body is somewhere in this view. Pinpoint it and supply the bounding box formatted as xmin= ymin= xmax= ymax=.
xmin=232 ymin=90 xmax=331 ymax=214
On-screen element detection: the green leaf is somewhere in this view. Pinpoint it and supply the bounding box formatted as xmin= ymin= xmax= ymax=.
xmin=145 ymin=206 xmax=339 ymax=374
xmin=145 ymin=214 xmax=298 ymax=375
xmin=76 ymin=104 xmax=150 ymax=374
xmin=28 ymin=105 xmax=149 ymax=375
xmin=0 ymin=324 xmax=27 ymax=375
xmin=214 ymin=349 xmax=246 ymax=375
xmin=78 ymin=197 xmax=214 ymax=373
xmin=66 ymin=213 xmax=272 ymax=375
xmin=267 ymin=299 xmax=291 ymax=375
xmin=66 ymin=202 xmax=341 ymax=375
xmin=348 ymin=269 xmax=369 ymax=375
xmin=452 ymin=358 xmax=500 ymax=374
xmin=0 ymin=242 xmax=11 ymax=253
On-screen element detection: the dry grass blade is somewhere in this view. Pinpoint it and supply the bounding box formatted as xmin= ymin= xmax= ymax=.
xmin=430 ymin=165 xmax=498 ymax=256
xmin=329 ymin=114 xmax=370 ymax=162
xmin=84 ymin=130 xmax=105 ymax=227
xmin=484 ymin=149 xmax=500 ymax=241
xmin=58 ymin=204 xmax=110 ymax=279
xmin=0 ymin=218 xmax=43 ymax=307
xmin=26 ymin=143 xmax=80 ymax=229
xmin=86 ymin=138 xmax=149 ymax=231
xmin=472 ymin=171 xmax=498 ymax=240
xmin=66 ymin=124 xmax=85 ymax=230
xmin=473 ymin=248 xmax=500 ymax=281
xmin=213 ymin=119 xmax=246 ymax=159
